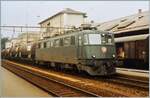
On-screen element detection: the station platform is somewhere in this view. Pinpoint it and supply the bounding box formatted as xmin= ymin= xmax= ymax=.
xmin=1 ymin=67 xmax=51 ymax=97
xmin=116 ymin=67 xmax=149 ymax=78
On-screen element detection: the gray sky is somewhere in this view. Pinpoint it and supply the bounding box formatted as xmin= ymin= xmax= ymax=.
xmin=1 ymin=1 xmax=149 ymax=38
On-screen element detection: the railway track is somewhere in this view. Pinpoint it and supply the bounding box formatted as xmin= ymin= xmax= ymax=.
xmin=108 ymin=76 xmax=149 ymax=90
xmin=2 ymin=60 xmax=149 ymax=97
xmin=2 ymin=60 xmax=99 ymax=97
xmin=73 ymin=73 xmax=149 ymax=91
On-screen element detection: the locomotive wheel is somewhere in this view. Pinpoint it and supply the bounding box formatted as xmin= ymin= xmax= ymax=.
xmin=76 ymin=64 xmax=82 ymax=73
xmin=35 ymin=60 xmax=40 ymax=65
xmin=47 ymin=63 xmax=51 ymax=69
xmin=56 ymin=63 xmax=62 ymax=71
xmin=73 ymin=65 xmax=80 ymax=73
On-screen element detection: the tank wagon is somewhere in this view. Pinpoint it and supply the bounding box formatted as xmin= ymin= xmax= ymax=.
xmin=2 ymin=29 xmax=117 ymax=76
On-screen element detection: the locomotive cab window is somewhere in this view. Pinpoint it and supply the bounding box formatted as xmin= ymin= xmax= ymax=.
xmin=107 ymin=34 xmax=113 ymax=44
xmin=84 ymin=34 xmax=101 ymax=45
xmin=89 ymin=34 xmax=101 ymax=44
xmin=101 ymin=33 xmax=113 ymax=45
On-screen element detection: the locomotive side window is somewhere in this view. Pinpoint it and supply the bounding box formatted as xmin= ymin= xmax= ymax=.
xmin=60 ymin=38 xmax=63 ymax=46
xmin=47 ymin=41 xmax=51 ymax=48
xmin=71 ymin=36 xmax=75 ymax=45
xmin=43 ymin=42 xmax=47 ymax=48
xmin=41 ymin=43 xmax=44 ymax=48
xmin=51 ymin=40 xmax=54 ymax=47
xmin=38 ymin=43 xmax=41 ymax=48
xmin=84 ymin=34 xmax=89 ymax=45
xmin=54 ymin=39 xmax=60 ymax=47
xmin=64 ymin=37 xmax=71 ymax=46
xmin=78 ymin=36 xmax=82 ymax=46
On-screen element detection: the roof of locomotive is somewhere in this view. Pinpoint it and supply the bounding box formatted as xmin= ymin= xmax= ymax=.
xmin=37 ymin=30 xmax=112 ymax=43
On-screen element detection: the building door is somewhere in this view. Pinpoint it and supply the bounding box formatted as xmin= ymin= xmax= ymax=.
xmin=116 ymin=42 xmax=124 ymax=59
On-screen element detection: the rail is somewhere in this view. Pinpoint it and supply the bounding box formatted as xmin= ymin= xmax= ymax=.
xmin=2 ymin=60 xmax=148 ymax=97
xmin=2 ymin=60 xmax=99 ymax=97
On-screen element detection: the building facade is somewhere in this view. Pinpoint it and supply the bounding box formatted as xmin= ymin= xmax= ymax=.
xmin=5 ymin=32 xmax=40 ymax=49
xmin=5 ymin=38 xmax=20 ymax=49
xmin=39 ymin=8 xmax=86 ymax=38
xmin=18 ymin=32 xmax=40 ymax=44
xmin=97 ymin=9 xmax=149 ymax=68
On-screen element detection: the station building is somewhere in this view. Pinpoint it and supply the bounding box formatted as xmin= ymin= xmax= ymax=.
xmin=97 ymin=9 xmax=149 ymax=68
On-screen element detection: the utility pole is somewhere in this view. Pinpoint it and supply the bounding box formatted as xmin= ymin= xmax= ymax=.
xmin=26 ymin=24 xmax=28 ymax=43
xmin=26 ymin=4 xmax=28 ymax=44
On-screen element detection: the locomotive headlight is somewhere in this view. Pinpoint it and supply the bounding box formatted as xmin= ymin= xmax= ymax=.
xmin=92 ymin=55 xmax=96 ymax=58
xmin=101 ymin=47 xmax=107 ymax=53
xmin=112 ymin=54 xmax=115 ymax=58
xmin=102 ymin=34 xmax=105 ymax=37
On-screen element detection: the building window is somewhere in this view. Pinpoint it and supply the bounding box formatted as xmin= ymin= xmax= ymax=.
xmin=47 ymin=22 xmax=50 ymax=26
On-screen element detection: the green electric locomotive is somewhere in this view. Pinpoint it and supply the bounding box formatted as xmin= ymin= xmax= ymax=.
xmin=35 ymin=29 xmax=116 ymax=75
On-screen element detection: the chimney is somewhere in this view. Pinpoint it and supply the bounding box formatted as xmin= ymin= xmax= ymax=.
xmin=138 ymin=9 xmax=142 ymax=14
xmin=138 ymin=9 xmax=143 ymax=19
xmin=91 ymin=20 xmax=94 ymax=24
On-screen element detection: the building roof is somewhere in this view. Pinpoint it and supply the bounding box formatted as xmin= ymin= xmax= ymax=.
xmin=115 ymin=34 xmax=149 ymax=43
xmin=97 ymin=10 xmax=149 ymax=34
xmin=18 ymin=32 xmax=40 ymax=37
xmin=39 ymin=8 xmax=86 ymax=25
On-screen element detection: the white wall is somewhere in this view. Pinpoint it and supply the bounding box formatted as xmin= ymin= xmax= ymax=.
xmin=65 ymin=14 xmax=84 ymax=28
xmin=5 ymin=42 xmax=12 ymax=49
xmin=40 ymin=13 xmax=85 ymax=38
